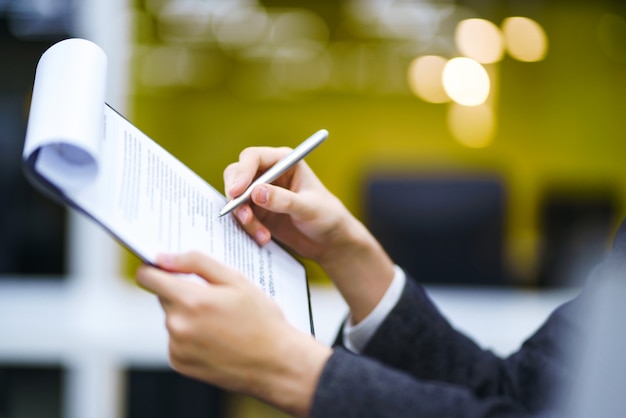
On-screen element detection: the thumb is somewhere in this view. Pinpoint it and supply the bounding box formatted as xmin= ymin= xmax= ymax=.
xmin=136 ymin=264 xmax=181 ymax=299
xmin=156 ymin=252 xmax=239 ymax=286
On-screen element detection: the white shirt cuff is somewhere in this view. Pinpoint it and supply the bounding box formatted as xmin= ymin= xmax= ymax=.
xmin=342 ymin=265 xmax=406 ymax=353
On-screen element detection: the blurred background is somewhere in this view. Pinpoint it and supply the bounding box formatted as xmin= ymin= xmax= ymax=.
xmin=1 ymin=0 xmax=625 ymax=417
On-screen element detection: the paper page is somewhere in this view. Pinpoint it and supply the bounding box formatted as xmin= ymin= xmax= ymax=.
xmin=67 ymin=106 xmax=311 ymax=333
xmin=22 ymin=38 xmax=312 ymax=334
xmin=23 ymin=38 xmax=106 ymax=188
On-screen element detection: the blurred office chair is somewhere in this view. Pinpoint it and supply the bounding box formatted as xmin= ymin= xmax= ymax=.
xmin=537 ymin=188 xmax=619 ymax=287
xmin=126 ymin=368 xmax=223 ymax=418
xmin=0 ymin=365 xmax=63 ymax=418
xmin=363 ymin=174 xmax=507 ymax=286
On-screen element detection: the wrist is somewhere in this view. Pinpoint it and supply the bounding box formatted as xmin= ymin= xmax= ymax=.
xmin=318 ymin=217 xmax=396 ymax=323
xmin=253 ymin=328 xmax=332 ymax=417
xmin=315 ymin=209 xmax=374 ymax=268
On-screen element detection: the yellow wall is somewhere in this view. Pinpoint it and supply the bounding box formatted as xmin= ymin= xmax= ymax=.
xmin=126 ymin=2 xmax=626 ymax=285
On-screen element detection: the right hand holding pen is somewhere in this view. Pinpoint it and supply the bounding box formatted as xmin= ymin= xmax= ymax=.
xmin=223 ymin=146 xmax=350 ymax=264
xmin=224 ymin=145 xmax=396 ymax=324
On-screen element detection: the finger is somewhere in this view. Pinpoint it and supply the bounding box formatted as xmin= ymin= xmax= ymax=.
xmin=223 ymin=147 xmax=292 ymax=199
xmin=136 ymin=264 xmax=184 ymax=301
xmin=155 ymin=252 xmax=242 ymax=286
xmin=251 ymin=183 xmax=318 ymax=222
xmin=232 ymin=205 xmax=272 ymax=245
xmin=223 ymin=162 xmax=247 ymax=200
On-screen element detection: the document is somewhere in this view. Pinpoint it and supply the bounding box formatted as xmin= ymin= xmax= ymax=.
xmin=22 ymin=38 xmax=313 ymax=335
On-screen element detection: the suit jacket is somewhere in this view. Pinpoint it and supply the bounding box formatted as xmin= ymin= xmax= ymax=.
xmin=310 ymin=222 xmax=626 ymax=417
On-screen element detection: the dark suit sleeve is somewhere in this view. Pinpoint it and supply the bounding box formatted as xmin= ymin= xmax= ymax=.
xmin=311 ymin=277 xmax=577 ymax=417
xmin=310 ymin=221 xmax=626 ymax=417
xmin=361 ymin=277 xmax=581 ymax=407
xmin=311 ymin=348 xmax=550 ymax=418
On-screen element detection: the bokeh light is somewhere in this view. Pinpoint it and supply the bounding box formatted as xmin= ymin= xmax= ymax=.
xmin=271 ymin=46 xmax=332 ymax=93
xmin=455 ymin=18 xmax=505 ymax=64
xmin=407 ymin=55 xmax=450 ymax=103
xmin=502 ymin=16 xmax=548 ymax=62
xmin=212 ymin=7 xmax=270 ymax=51
xmin=447 ymin=102 xmax=496 ymax=148
xmin=442 ymin=57 xmax=490 ymax=106
xmin=138 ymin=46 xmax=228 ymax=90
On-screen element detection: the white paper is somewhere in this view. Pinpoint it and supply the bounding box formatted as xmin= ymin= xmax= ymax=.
xmin=24 ymin=38 xmax=105 ymax=188
xmin=22 ymin=39 xmax=312 ymax=335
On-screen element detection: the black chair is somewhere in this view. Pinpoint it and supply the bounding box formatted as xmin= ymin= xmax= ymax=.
xmin=363 ymin=174 xmax=507 ymax=286
xmin=126 ymin=368 xmax=224 ymax=418
xmin=537 ymin=188 xmax=619 ymax=287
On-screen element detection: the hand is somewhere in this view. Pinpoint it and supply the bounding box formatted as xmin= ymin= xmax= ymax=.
xmin=136 ymin=252 xmax=331 ymax=417
xmin=223 ymin=146 xmax=351 ymax=264
xmin=223 ymin=146 xmax=396 ymax=323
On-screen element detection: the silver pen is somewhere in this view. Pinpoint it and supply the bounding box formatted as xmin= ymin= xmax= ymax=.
xmin=219 ymin=129 xmax=329 ymax=217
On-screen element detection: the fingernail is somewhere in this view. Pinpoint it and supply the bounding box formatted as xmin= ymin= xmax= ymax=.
xmin=156 ymin=254 xmax=176 ymax=269
xmin=255 ymin=186 xmax=269 ymax=205
xmin=255 ymin=230 xmax=269 ymax=244
xmin=227 ymin=179 xmax=240 ymax=199
xmin=237 ymin=207 xmax=249 ymax=224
